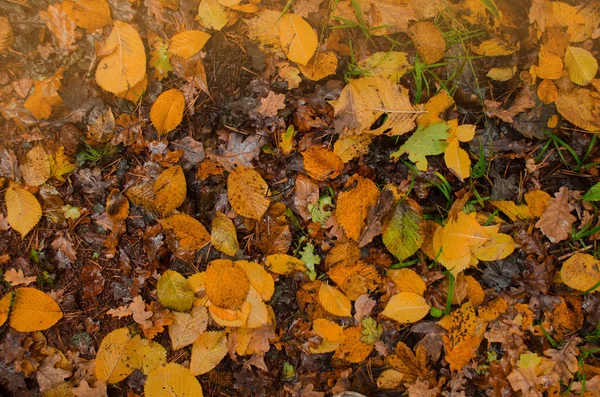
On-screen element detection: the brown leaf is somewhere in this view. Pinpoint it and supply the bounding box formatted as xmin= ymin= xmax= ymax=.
xmin=39 ymin=4 xmax=76 ymax=53
xmin=484 ymin=85 xmax=536 ymax=123
xmin=209 ymin=133 xmax=262 ymax=172
xmin=36 ymin=354 xmax=71 ymax=393
xmin=257 ymin=91 xmax=286 ymax=117
xmin=535 ymin=187 xmax=577 ymax=243
xmin=3 ymin=269 xmax=37 ymax=287
xmin=293 ymin=173 xmax=319 ymax=221
xmin=81 ymin=264 xmax=105 ymax=300
xmin=129 ymin=295 xmax=153 ymax=328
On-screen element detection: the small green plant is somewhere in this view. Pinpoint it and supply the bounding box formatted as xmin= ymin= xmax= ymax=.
xmin=282 ymin=362 xmax=296 ymax=380
xmin=536 ymin=130 xmax=599 ymax=172
xmin=77 ymin=140 xmax=119 ymax=165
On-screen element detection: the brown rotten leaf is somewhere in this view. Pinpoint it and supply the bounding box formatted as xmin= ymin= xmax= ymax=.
xmin=535 ymin=187 xmax=576 ymax=243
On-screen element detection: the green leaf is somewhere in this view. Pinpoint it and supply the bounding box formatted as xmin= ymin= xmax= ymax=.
xmin=300 ymin=242 xmax=320 ymax=281
xmin=583 ymin=182 xmax=600 ymax=202
xmin=360 ymin=317 xmax=382 ymax=344
xmin=157 ymin=270 xmax=195 ymax=312
xmin=308 ymin=196 xmax=333 ymax=226
xmin=478 ymin=0 xmax=500 ymax=19
xmin=382 ymin=198 xmax=424 ymax=261
xmin=391 ymin=122 xmax=450 ymax=171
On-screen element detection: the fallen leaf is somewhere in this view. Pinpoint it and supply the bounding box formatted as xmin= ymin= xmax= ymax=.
xmin=145 ymin=362 xmax=204 ymax=397
xmin=190 ymin=331 xmax=228 ymax=376
xmin=279 ymin=14 xmax=317 ymax=65
xmin=5 ymin=186 xmax=42 ymax=238
xmin=318 ymin=283 xmax=352 ymax=317
xmin=3 ymin=269 xmax=37 ymax=287
xmin=257 ymin=91 xmax=286 ymax=117
xmin=156 ymin=270 xmax=195 ymax=312
xmin=382 ymin=292 xmax=430 ymax=324
xmin=227 ymin=166 xmax=270 ymax=220
xmin=169 ymin=30 xmax=211 ymax=59
xmin=205 ymin=259 xmax=250 ymax=310
xmin=535 ymin=187 xmax=577 ymax=243
xmin=150 ymin=89 xmax=185 ymax=136
xmin=63 ymin=0 xmax=112 ymax=30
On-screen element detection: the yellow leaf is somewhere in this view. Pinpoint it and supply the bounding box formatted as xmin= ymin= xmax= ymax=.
xmin=537 ymin=80 xmax=559 ymax=104
xmin=227 ymin=166 xmax=270 ymax=220
xmin=561 ymin=253 xmax=600 ymax=292
xmin=50 ymin=146 xmax=76 ymax=182
xmin=387 ymin=268 xmax=426 ymax=296
xmin=189 ymin=331 xmax=227 ymax=375
xmin=530 ymin=45 xmax=563 ymax=80
xmin=245 ymin=287 xmax=269 ymax=328
xmin=95 ymin=328 xmax=134 ymax=384
xmin=486 ymin=66 xmax=516 ymax=81
xmin=126 ymin=335 xmax=167 ymax=375
xmin=197 ymin=0 xmax=227 ymax=31
xmin=444 ymin=138 xmax=470 ymax=181
xmin=159 ymin=214 xmax=211 ymax=251
xmin=168 ymin=306 xmax=209 ymax=350
xmin=145 ymin=363 xmax=204 ymax=397
xmin=188 ymin=272 xmax=205 ymax=293
xmin=20 ymin=145 xmax=51 ymax=187
xmin=408 ymin=21 xmax=445 ymax=64
xmin=150 ymin=89 xmax=185 ymax=136
xmin=236 ymin=260 xmax=274 ymax=301
xmin=63 ymin=0 xmax=112 ymax=30
xmin=490 ymin=200 xmax=534 ymax=221
xmin=24 ymin=69 xmax=64 ymax=120
xmin=211 ymin=212 xmax=239 ymax=256
xmin=313 ymin=318 xmax=345 ymax=342
xmin=555 ymin=88 xmax=600 ymax=132
xmin=419 ymin=90 xmax=455 ymax=127
xmin=333 ymin=326 xmax=373 ymax=363
xmin=205 ymin=259 xmax=250 ymax=310
xmin=95 ymin=21 xmax=146 ymax=94
xmin=318 ymin=283 xmax=352 ymax=317
xmin=244 ymin=10 xmax=283 ymax=55
xmin=0 ymin=292 xmax=11 ymax=327
xmin=525 ymin=190 xmax=551 ymax=217
xmin=357 ymin=51 xmax=411 ymax=81
xmin=441 ymin=212 xmax=489 ymax=259
xmin=265 ymin=254 xmax=307 ymax=274
xmin=169 ymin=30 xmax=211 ymax=59
xmin=472 ymin=233 xmax=515 ymax=261
xmin=156 ymin=270 xmax=195 ymax=312
xmin=333 ymin=135 xmax=372 ymax=163
xmin=336 ymin=175 xmax=379 ymax=241
xmin=298 ymin=51 xmax=338 ymax=81
xmin=208 ymin=302 xmax=251 ymax=327
xmin=0 ymin=16 xmax=14 ymax=53
xmin=115 ymin=74 xmax=147 ymax=103
xmin=377 ymin=369 xmax=404 ymax=389
xmin=564 ymin=46 xmax=598 ymax=86
xmin=302 ymin=146 xmax=344 ymax=181
xmin=5 ymin=186 xmax=42 ymax=238
xmin=381 ymin=292 xmax=430 ymax=324
xmin=471 ymin=38 xmax=517 ymax=56
xmin=279 ymin=14 xmax=317 ymax=66
xmin=453 ymin=124 xmax=476 ymax=142
xmin=153 ymin=165 xmax=186 ymax=216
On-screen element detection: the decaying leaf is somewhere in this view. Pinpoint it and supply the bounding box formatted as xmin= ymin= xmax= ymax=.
xmin=536 ymin=187 xmax=576 ymax=243
xmin=227 ymin=166 xmax=270 ymax=220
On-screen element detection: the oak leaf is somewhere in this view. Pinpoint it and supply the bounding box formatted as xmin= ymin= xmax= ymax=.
xmin=257 ymin=91 xmax=286 ymax=117
xmin=3 ymin=268 xmax=36 ymax=287
xmin=535 ymin=187 xmax=576 ymax=243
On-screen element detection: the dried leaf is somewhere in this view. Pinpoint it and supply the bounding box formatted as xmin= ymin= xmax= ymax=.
xmin=0 ymin=16 xmax=14 ymax=53
xmin=298 ymin=51 xmax=338 ymax=81
xmin=302 ymin=146 xmax=344 ymax=181
xmin=24 ymin=69 xmax=64 ymax=120
xmin=168 ymin=306 xmax=209 ymax=350
xmin=336 ymin=175 xmax=379 ymax=241
xmin=237 ymin=260 xmax=275 ymax=301
xmin=535 ymin=187 xmax=576 ymax=243
xmin=561 ymin=253 xmax=600 ymax=292
xmin=3 ymin=269 xmax=36 ymax=287
xmin=63 ymin=0 xmax=112 ymax=30
xmin=408 ymin=21 xmax=445 ymax=64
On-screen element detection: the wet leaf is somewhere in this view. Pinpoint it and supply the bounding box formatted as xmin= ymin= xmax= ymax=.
xmin=205 ymin=259 xmax=250 ymax=310
xmin=169 ymin=30 xmax=211 ymax=60
xmin=145 ymin=363 xmax=204 ymax=397
xmin=190 ymin=331 xmax=227 ymax=376
xmin=156 ymin=270 xmax=195 ymax=312
xmin=382 ymin=292 xmax=430 ymax=324
xmin=63 ymin=0 xmax=112 ymax=30
xmin=279 ymin=14 xmax=317 ymax=65
xmin=159 ymin=214 xmax=211 ymax=251
xmin=150 ymin=89 xmax=185 ymax=136
xmin=382 ymin=198 xmax=424 ymax=261
xmin=318 ymin=283 xmax=352 ymax=317
xmin=227 ymin=166 xmax=270 ymax=220
xmin=5 ymin=186 xmax=42 ymax=238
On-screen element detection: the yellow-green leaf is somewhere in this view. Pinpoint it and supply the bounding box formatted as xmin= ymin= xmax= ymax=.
xmin=564 ymin=46 xmax=598 ymax=86
xmin=211 ymin=212 xmax=239 ymax=256
xmin=156 ymin=270 xmax=195 ymax=312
